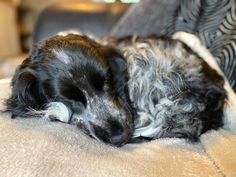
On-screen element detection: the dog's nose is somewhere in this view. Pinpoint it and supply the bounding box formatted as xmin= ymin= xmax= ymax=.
xmin=108 ymin=126 xmax=131 ymax=146
xmin=92 ymin=121 xmax=132 ymax=146
xmin=108 ymin=119 xmax=133 ymax=146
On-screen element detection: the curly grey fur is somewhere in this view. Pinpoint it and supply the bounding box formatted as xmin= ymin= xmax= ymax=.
xmin=114 ymin=37 xmax=226 ymax=140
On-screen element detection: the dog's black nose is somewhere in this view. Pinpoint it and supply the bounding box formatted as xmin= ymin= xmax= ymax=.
xmin=108 ymin=126 xmax=131 ymax=146
xmin=92 ymin=121 xmax=132 ymax=146
xmin=108 ymin=120 xmax=132 ymax=146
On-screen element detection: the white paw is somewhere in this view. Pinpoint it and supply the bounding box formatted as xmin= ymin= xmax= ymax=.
xmin=44 ymin=102 xmax=71 ymax=123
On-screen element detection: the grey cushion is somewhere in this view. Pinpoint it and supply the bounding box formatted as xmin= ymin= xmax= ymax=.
xmin=33 ymin=2 xmax=128 ymax=43
xmin=109 ymin=0 xmax=180 ymax=37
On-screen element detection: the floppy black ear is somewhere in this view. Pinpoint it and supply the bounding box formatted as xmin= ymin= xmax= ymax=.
xmin=193 ymin=61 xmax=228 ymax=133
xmin=100 ymin=46 xmax=130 ymax=103
xmin=6 ymin=70 xmax=46 ymax=118
xmin=107 ymin=55 xmax=136 ymax=118
xmin=108 ymin=56 xmax=128 ymax=93
xmin=199 ymin=83 xmax=227 ymax=133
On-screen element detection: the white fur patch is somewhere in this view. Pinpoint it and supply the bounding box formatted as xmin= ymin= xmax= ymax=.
xmin=57 ymin=30 xmax=82 ymax=36
xmin=43 ymin=102 xmax=71 ymax=123
xmin=57 ymin=30 xmax=101 ymax=44
xmin=52 ymin=49 xmax=70 ymax=64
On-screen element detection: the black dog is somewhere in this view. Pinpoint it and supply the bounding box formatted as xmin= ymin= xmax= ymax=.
xmin=5 ymin=34 xmax=227 ymax=146
xmin=6 ymin=34 xmax=134 ymax=146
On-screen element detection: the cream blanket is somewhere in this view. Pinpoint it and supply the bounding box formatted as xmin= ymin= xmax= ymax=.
xmin=0 ymin=33 xmax=236 ymax=177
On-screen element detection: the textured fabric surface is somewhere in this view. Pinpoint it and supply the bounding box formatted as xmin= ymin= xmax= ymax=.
xmin=0 ymin=80 xmax=225 ymax=177
xmin=0 ymin=34 xmax=236 ymax=176
xmin=163 ymin=0 xmax=236 ymax=92
xmin=109 ymin=0 xmax=180 ymax=38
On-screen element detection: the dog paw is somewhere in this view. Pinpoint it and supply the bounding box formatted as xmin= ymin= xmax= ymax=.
xmin=44 ymin=102 xmax=71 ymax=123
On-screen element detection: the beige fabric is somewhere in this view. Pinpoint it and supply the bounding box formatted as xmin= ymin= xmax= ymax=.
xmin=0 ymin=33 xmax=236 ymax=176
xmin=1 ymin=77 xmax=236 ymax=177
xmin=0 ymin=54 xmax=26 ymax=79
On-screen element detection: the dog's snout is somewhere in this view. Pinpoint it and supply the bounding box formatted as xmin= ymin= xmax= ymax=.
xmin=110 ymin=122 xmax=124 ymax=137
xmin=109 ymin=127 xmax=130 ymax=146
xmin=92 ymin=120 xmax=132 ymax=146
xmin=108 ymin=121 xmax=131 ymax=146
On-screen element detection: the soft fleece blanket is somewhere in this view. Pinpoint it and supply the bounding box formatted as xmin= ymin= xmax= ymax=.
xmin=0 ymin=33 xmax=236 ymax=177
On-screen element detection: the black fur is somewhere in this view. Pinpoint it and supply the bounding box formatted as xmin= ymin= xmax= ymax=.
xmin=5 ymin=34 xmax=134 ymax=146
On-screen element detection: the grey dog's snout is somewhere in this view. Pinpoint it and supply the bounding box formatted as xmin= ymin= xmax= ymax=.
xmin=92 ymin=120 xmax=133 ymax=146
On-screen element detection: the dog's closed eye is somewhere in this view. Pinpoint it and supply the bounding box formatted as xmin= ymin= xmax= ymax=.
xmin=60 ymin=82 xmax=87 ymax=107
xmin=88 ymin=72 xmax=105 ymax=92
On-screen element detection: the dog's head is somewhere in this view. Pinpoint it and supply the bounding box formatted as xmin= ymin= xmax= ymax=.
xmin=6 ymin=34 xmax=134 ymax=146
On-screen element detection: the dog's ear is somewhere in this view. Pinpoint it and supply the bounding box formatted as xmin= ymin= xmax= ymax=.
xmin=14 ymin=71 xmax=43 ymax=106
xmin=191 ymin=62 xmax=227 ymax=133
xmin=108 ymin=56 xmax=128 ymax=92
xmin=105 ymin=50 xmax=136 ymax=117
xmin=199 ymin=84 xmax=227 ymax=133
xmin=100 ymin=47 xmax=129 ymax=97
xmin=6 ymin=68 xmax=46 ymax=118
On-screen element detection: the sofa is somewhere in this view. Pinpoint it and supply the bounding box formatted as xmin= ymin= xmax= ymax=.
xmin=0 ymin=1 xmax=236 ymax=177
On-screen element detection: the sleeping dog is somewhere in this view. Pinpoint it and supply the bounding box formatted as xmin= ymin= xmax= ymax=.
xmin=5 ymin=33 xmax=227 ymax=146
